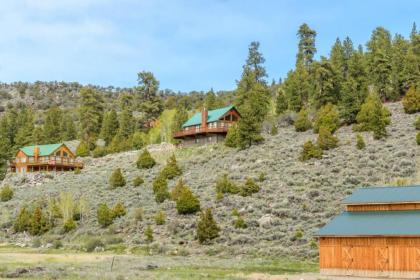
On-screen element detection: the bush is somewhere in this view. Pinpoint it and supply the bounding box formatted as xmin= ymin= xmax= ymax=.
xmin=63 ymin=219 xmax=77 ymax=233
xmin=14 ymin=206 xmax=31 ymax=233
xmin=176 ymin=186 xmax=201 ymax=215
xmin=152 ymin=175 xmax=170 ymax=203
xmin=74 ymin=168 xmax=81 ymax=174
xmin=171 ymin=179 xmax=186 ymax=201
xmin=313 ymin=103 xmax=340 ymax=133
xmin=270 ymin=125 xmax=278 ymax=136
xmin=215 ymin=174 xmax=240 ymax=195
xmin=132 ymin=131 xmax=146 ymax=150
xmin=0 ymin=185 xmax=13 ymax=202
xmin=402 ymin=86 xmax=420 ymax=114
xmin=299 ymin=140 xmax=323 ymax=161
xmin=196 ymin=208 xmax=220 ymax=244
xmin=258 ymin=172 xmax=266 ymax=182
xmin=29 ymin=207 xmax=49 ymax=236
xmin=160 ymin=154 xmax=182 ymax=179
xmin=240 ymin=178 xmax=260 ymax=197
xmin=133 ymin=176 xmax=144 ymax=186
xmin=109 ymin=168 xmax=126 ymax=189
xmin=415 ymin=116 xmax=420 ymax=130
xmin=85 ymin=237 xmax=104 ymax=252
xmin=112 ymin=203 xmax=126 ymax=218
xmin=417 ymin=132 xmax=420 ymax=145
xmin=92 ymin=146 xmax=107 ymax=158
xmin=97 ymin=203 xmax=113 ymax=227
xmin=133 ymin=207 xmax=143 ymax=222
xmin=356 ymin=134 xmax=366 ymax=150
xmin=136 ymin=149 xmax=156 ymax=169
xmin=155 ymin=211 xmax=166 ymax=225
xmin=224 ymin=124 xmax=239 ymax=148
xmin=294 ymin=107 xmax=312 ymax=132
xmin=234 ymin=216 xmax=247 ymax=229
xmin=52 ymin=240 xmax=63 ymax=249
xmin=145 ymin=226 xmax=153 ymax=243
xmin=317 ymin=127 xmax=338 ymax=150
xmin=76 ymin=141 xmax=90 ymax=157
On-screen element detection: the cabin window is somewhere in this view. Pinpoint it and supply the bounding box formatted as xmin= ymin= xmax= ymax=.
xmin=28 ymin=157 xmax=34 ymax=163
xmin=63 ymin=152 xmax=68 ymax=157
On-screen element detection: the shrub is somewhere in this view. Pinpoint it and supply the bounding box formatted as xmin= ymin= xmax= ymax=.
xmin=155 ymin=211 xmax=166 ymax=225
xmin=29 ymin=207 xmax=49 ymax=236
xmin=299 ymin=140 xmax=323 ymax=161
xmin=171 ymin=179 xmax=186 ymax=201
xmin=76 ymin=141 xmax=90 ymax=157
xmin=240 ymin=178 xmax=260 ymax=197
xmin=415 ymin=116 xmax=420 ymax=130
xmin=145 ymin=226 xmax=153 ymax=243
xmin=14 ymin=206 xmax=31 ymax=233
xmin=355 ymin=92 xmax=391 ymax=139
xmin=132 ymin=131 xmax=146 ymax=150
xmin=109 ymin=168 xmax=126 ymax=189
xmin=417 ymin=132 xmax=420 ymax=145
xmin=196 ymin=208 xmax=220 ymax=244
xmin=234 ymin=216 xmax=247 ymax=229
xmin=0 ymin=185 xmax=13 ymax=202
xmin=85 ymin=237 xmax=104 ymax=252
xmin=133 ymin=207 xmax=143 ymax=222
xmin=97 ymin=203 xmax=113 ymax=227
xmin=270 ymin=125 xmax=278 ymax=136
xmin=160 ymin=154 xmax=182 ymax=179
xmin=317 ymin=127 xmax=338 ymax=150
xmin=112 ymin=203 xmax=126 ymax=218
xmin=402 ymin=86 xmax=420 ymax=114
xmin=152 ymin=175 xmax=170 ymax=203
xmin=356 ymin=134 xmax=366 ymax=150
xmin=215 ymin=174 xmax=240 ymax=195
xmin=74 ymin=168 xmax=81 ymax=174
xmin=258 ymin=172 xmax=266 ymax=182
xmin=313 ymin=103 xmax=340 ymax=133
xmin=92 ymin=146 xmax=107 ymax=158
xmin=224 ymin=124 xmax=239 ymax=148
xmin=53 ymin=240 xmax=63 ymax=249
xmin=63 ymin=219 xmax=77 ymax=233
xmin=176 ymin=186 xmax=201 ymax=215
xmin=136 ymin=149 xmax=156 ymax=169
xmin=294 ymin=107 xmax=312 ymax=132
xmin=133 ymin=176 xmax=144 ymax=186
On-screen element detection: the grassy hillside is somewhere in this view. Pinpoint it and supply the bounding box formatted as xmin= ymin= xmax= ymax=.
xmin=0 ymin=102 xmax=418 ymax=259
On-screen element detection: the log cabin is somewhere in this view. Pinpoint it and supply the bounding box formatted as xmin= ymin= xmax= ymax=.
xmin=9 ymin=143 xmax=83 ymax=173
xmin=173 ymin=105 xmax=240 ymax=147
xmin=317 ymin=185 xmax=420 ymax=279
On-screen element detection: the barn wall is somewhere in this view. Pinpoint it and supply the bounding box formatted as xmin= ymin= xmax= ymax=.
xmin=320 ymin=237 xmax=420 ymax=274
xmin=347 ymin=203 xmax=420 ymax=211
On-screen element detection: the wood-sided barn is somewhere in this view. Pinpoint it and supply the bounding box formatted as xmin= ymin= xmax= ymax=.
xmin=317 ymin=185 xmax=420 ymax=279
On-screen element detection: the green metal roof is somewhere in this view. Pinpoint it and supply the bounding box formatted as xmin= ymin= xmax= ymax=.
xmin=344 ymin=185 xmax=420 ymax=205
xmin=182 ymin=105 xmax=235 ymax=128
xmin=20 ymin=143 xmax=63 ymax=156
xmin=317 ymin=210 xmax=420 ymax=236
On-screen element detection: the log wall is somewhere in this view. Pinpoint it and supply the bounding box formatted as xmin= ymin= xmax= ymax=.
xmin=346 ymin=203 xmax=420 ymax=211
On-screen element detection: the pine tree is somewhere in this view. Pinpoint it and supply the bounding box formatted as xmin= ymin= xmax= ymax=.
xmin=196 ymin=208 xmax=220 ymax=244
xmin=204 ymin=89 xmax=220 ymax=110
xmin=117 ymin=109 xmax=134 ymax=139
xmin=356 ymin=134 xmax=366 ymax=150
xmin=79 ymin=87 xmax=104 ymax=149
xmin=275 ymin=89 xmax=288 ymax=114
xmin=224 ymin=124 xmax=239 ymax=148
xmin=317 ymin=127 xmax=339 ymax=150
xmin=137 ymin=71 xmax=163 ymax=122
xmin=391 ymin=34 xmax=410 ymax=97
xmin=31 ymin=126 xmax=45 ymax=145
xmin=312 ymin=57 xmax=338 ymax=108
xmin=175 ymin=186 xmax=201 ymax=215
xmin=152 ymin=175 xmax=170 ymax=203
xmin=136 ymin=149 xmax=156 ymax=169
xmin=44 ymin=107 xmax=63 ymax=143
xmin=160 ymin=154 xmax=182 ymax=179
xmin=299 ymin=140 xmax=323 ymax=161
xmin=76 ymin=141 xmax=90 ymax=157
xmin=313 ymin=103 xmax=340 ymax=133
xmin=330 ymin=38 xmax=346 ymax=89
xmin=402 ymin=86 xmax=420 ymax=113
xmin=173 ymin=107 xmax=189 ymax=134
xmin=296 ymin=23 xmax=317 ymax=69
xmin=100 ymin=109 xmax=119 ymax=145
xmin=61 ymin=113 xmax=77 ymax=141
xmin=283 ymin=65 xmax=312 ymax=111
xmin=294 ymin=107 xmax=312 ymax=132
xmin=14 ymin=206 xmax=31 ymax=233
xmin=97 ymin=203 xmax=113 ymax=227
xmin=109 ymin=168 xmax=126 ymax=189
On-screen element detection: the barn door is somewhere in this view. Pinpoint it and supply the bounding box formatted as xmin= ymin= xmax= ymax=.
xmin=342 ymin=246 xmax=353 ymax=275
xmin=375 ymin=247 xmax=389 ymax=276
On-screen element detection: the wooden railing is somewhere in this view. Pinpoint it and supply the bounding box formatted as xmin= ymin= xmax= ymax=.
xmin=10 ymin=157 xmax=84 ymax=168
xmin=173 ymin=121 xmax=234 ymax=138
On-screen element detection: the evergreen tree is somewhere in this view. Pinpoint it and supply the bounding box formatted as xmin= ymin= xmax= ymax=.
xmin=294 ymin=107 xmax=312 ymax=132
xmin=402 ymin=86 xmax=420 ymax=113
xmin=312 ymin=57 xmax=337 ymax=108
xmin=173 ymin=107 xmax=189 ymax=133
xmin=175 ymin=186 xmax=201 ymax=215
xmin=116 ymin=109 xmax=134 ymax=139
xmin=76 ymin=141 xmax=90 ymax=157
xmin=196 ymin=208 xmax=220 ymax=244
xmin=313 ymin=103 xmax=340 ymax=133
xmin=224 ymin=124 xmax=239 ymax=148
xmin=317 ymin=127 xmax=339 ymax=150
xmin=79 ymin=87 xmax=104 ymax=149
xmin=44 ymin=107 xmax=63 ymax=143
xmin=299 ymin=140 xmax=323 ymax=161
xmin=32 ymin=126 xmax=45 ymax=145
xmin=275 ymin=89 xmax=288 ymax=114
xmin=160 ymin=154 xmax=182 ymax=179
xmin=204 ymin=89 xmax=219 ymax=110
xmin=61 ymin=113 xmax=77 ymax=141
xmin=14 ymin=206 xmax=31 ymax=233
xmin=136 ymin=149 xmax=156 ymax=169
xmin=97 ymin=203 xmax=113 ymax=227
xmin=356 ymin=134 xmax=366 ymax=150
xmin=283 ymin=65 xmax=311 ymax=111
xmin=391 ymin=34 xmax=410 ymax=97
xmin=296 ymin=23 xmax=317 ymax=69
xmin=109 ymin=168 xmax=126 ymax=189
xmin=152 ymin=175 xmax=170 ymax=203
xmin=100 ymin=109 xmax=119 ymax=145
xmin=137 ymin=71 xmax=163 ymax=121
xmin=330 ymin=38 xmax=346 ymax=89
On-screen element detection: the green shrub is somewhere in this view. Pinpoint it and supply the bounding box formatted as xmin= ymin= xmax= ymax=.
xmin=356 ymin=134 xmax=366 ymax=150
xmin=29 ymin=207 xmax=49 ymax=236
xmin=270 ymin=125 xmax=278 ymax=136
xmin=74 ymin=168 xmax=81 ymax=174
xmin=317 ymin=127 xmax=338 ymax=150
xmin=402 ymin=86 xmax=420 ymax=114
xmin=14 ymin=207 xmax=31 ymax=233
xmin=215 ymin=174 xmax=240 ymax=195
xmin=63 ymin=219 xmax=77 ymax=233
xmin=85 ymin=237 xmax=104 ymax=252
xmin=136 ymin=149 xmax=156 ymax=169
xmin=112 ymin=203 xmax=126 ymax=218
xmin=145 ymin=226 xmax=153 ymax=243
xmin=76 ymin=141 xmax=90 ymax=157
xmin=171 ymin=179 xmax=187 ymax=201
xmin=415 ymin=116 xmax=420 ymax=130
xmin=132 ymin=131 xmax=146 ymax=150
xmin=299 ymin=140 xmax=323 ymax=161
xmin=160 ymin=154 xmax=182 ymax=179
xmin=133 ymin=176 xmax=144 ymax=186
xmin=258 ymin=172 xmax=266 ymax=182
xmin=152 ymin=175 xmax=170 ymax=203
xmin=52 ymin=239 xmax=63 ymax=249
xmin=0 ymin=185 xmax=13 ymax=202
xmin=417 ymin=132 xmax=420 ymax=145
xmin=294 ymin=107 xmax=312 ymax=132
xmin=92 ymin=146 xmax=107 ymax=158
xmin=224 ymin=124 xmax=239 ymax=148
xmin=109 ymin=168 xmax=126 ymax=189
xmin=133 ymin=207 xmax=143 ymax=222
xmin=234 ymin=216 xmax=247 ymax=229
xmin=176 ymin=186 xmax=200 ymax=215
xmin=240 ymin=178 xmax=260 ymax=197
xmin=196 ymin=208 xmax=220 ymax=244
xmin=97 ymin=203 xmax=113 ymax=227
xmin=313 ymin=103 xmax=340 ymax=133
xmin=155 ymin=211 xmax=166 ymax=225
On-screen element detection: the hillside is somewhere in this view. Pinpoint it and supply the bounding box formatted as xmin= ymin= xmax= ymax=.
xmin=0 ymin=102 xmax=418 ymax=259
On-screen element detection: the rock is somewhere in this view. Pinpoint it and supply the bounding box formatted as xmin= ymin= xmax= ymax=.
xmin=258 ymin=214 xmax=273 ymax=228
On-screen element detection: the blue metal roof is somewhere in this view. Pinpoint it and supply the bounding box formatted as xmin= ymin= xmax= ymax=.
xmin=317 ymin=210 xmax=420 ymax=236
xmin=182 ymin=105 xmax=235 ymax=128
xmin=344 ymin=185 xmax=420 ymax=205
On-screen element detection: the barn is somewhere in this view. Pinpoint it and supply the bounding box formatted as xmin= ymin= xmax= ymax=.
xmin=317 ymin=185 xmax=420 ymax=279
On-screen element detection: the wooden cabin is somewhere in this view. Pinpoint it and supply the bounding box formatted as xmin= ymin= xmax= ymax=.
xmin=10 ymin=143 xmax=83 ymax=173
xmin=317 ymin=185 xmax=420 ymax=279
xmin=173 ymin=105 xmax=240 ymax=147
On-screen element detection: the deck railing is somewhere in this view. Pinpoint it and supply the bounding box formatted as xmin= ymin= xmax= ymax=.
xmin=173 ymin=121 xmax=234 ymax=138
xmin=10 ymin=157 xmax=84 ymax=168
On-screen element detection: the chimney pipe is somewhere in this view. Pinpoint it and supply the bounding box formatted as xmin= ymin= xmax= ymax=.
xmin=34 ymin=146 xmax=40 ymax=161
xmin=201 ymin=108 xmax=208 ymax=130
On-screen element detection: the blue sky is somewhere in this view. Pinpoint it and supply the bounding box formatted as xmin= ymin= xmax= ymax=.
xmin=0 ymin=0 xmax=418 ymax=92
